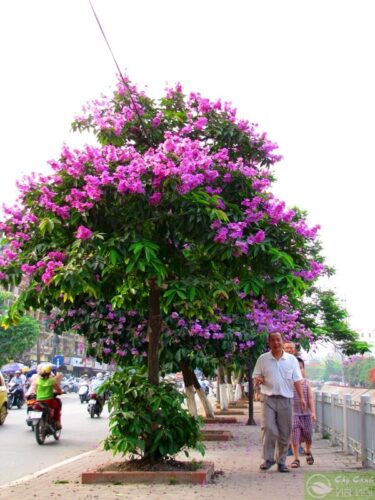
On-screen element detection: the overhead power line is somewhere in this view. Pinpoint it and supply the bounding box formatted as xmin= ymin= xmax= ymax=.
xmin=88 ymin=0 xmax=153 ymax=146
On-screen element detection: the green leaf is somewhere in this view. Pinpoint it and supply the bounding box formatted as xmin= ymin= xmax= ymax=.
xmin=109 ymin=249 xmax=121 ymax=265
xmin=129 ymin=242 xmax=144 ymax=255
xmin=188 ymin=287 xmax=196 ymax=301
xmin=39 ymin=218 xmax=54 ymax=234
xmin=126 ymin=259 xmax=137 ymax=273
xmin=137 ymin=260 xmax=146 ymax=272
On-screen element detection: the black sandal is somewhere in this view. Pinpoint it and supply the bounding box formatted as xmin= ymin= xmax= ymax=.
xmin=277 ymin=464 xmax=290 ymax=473
xmin=260 ymin=460 xmax=276 ymax=470
xmin=291 ymin=459 xmax=300 ymax=468
xmin=306 ymin=453 xmax=314 ymax=465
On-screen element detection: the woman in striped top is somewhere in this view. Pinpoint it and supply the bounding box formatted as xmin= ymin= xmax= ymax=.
xmin=290 ymin=357 xmax=316 ymax=468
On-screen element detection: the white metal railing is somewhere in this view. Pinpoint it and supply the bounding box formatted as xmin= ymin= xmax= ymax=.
xmin=314 ymin=391 xmax=375 ymax=469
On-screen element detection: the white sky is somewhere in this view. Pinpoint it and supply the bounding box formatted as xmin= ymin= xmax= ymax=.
xmin=0 ymin=0 xmax=374 ymax=332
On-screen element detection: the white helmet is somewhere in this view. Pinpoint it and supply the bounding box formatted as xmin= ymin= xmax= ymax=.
xmin=96 ymin=372 xmax=103 ymax=380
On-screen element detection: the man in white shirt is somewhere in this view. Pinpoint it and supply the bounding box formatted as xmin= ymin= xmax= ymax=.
xmin=10 ymin=370 xmax=26 ymax=391
xmin=253 ymin=332 xmax=306 ymax=473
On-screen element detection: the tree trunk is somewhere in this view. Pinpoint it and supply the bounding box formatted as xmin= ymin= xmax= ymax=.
xmin=216 ymin=367 xmax=220 ymax=404
xmin=234 ymin=369 xmax=244 ymax=400
xmin=147 ymin=280 xmax=162 ymax=386
xmin=181 ymin=362 xmax=198 ymax=416
xmin=184 ymin=385 xmax=198 ymax=416
xmin=218 ymin=364 xmax=228 ymax=410
xmin=234 ymin=383 xmax=243 ymax=401
xmin=226 ymin=366 xmax=234 ymax=403
xmin=192 ymin=371 xmax=215 ymax=418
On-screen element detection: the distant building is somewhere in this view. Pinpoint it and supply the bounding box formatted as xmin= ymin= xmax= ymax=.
xmin=3 ymin=284 xmax=112 ymax=375
xmin=20 ymin=310 xmax=112 ymax=375
xmin=357 ymin=329 xmax=375 ymax=355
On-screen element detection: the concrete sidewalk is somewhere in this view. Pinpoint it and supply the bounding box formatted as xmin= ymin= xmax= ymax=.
xmin=0 ymin=407 xmax=362 ymax=500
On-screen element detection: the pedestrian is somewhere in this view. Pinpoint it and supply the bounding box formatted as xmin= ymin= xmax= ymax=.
xmin=283 ymin=341 xmax=297 ymax=355
xmin=290 ymin=357 xmax=316 ymax=468
xmin=253 ymin=331 xmax=306 ymax=473
xmin=283 ymin=340 xmax=305 ymax=456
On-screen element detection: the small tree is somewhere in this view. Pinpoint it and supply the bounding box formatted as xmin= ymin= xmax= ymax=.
xmin=298 ymin=288 xmax=370 ymax=355
xmin=0 ymin=291 xmax=39 ymax=366
xmin=344 ymin=355 xmax=375 ymax=387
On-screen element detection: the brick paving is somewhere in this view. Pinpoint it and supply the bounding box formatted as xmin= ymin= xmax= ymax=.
xmin=0 ymin=404 xmax=362 ymax=500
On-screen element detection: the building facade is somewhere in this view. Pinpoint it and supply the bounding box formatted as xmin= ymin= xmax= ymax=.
xmin=4 ymin=285 xmax=111 ymax=375
xmin=358 ymin=329 xmax=375 ymax=355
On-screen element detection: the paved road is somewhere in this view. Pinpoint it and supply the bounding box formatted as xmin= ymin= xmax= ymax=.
xmin=0 ymin=393 xmax=109 ymax=485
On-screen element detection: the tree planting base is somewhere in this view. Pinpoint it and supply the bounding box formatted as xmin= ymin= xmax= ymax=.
xmin=203 ymin=417 xmax=238 ymax=424
xmin=81 ymin=461 xmax=215 ymax=485
xmin=215 ymin=410 xmax=245 ymax=415
xmin=201 ymin=429 xmax=233 ymax=441
xmin=229 ymin=403 xmax=248 ymax=408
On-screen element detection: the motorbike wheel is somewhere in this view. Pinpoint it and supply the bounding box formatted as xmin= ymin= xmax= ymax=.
xmin=17 ymin=399 xmax=24 ymax=409
xmin=96 ymin=403 xmax=103 ymax=417
xmin=90 ymin=405 xmax=95 ymax=418
xmin=54 ymin=428 xmax=61 ymax=440
xmin=7 ymin=397 xmax=13 ymax=410
xmin=35 ymin=419 xmax=46 ymax=445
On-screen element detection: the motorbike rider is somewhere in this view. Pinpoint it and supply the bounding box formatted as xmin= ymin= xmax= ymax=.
xmin=35 ymin=363 xmax=63 ymax=429
xmin=10 ymin=370 xmax=26 ymax=389
xmin=78 ymin=374 xmax=90 ymax=402
xmin=90 ymin=372 xmax=105 ymax=411
xmin=79 ymin=374 xmax=90 ymax=388
xmin=8 ymin=370 xmax=26 ymax=404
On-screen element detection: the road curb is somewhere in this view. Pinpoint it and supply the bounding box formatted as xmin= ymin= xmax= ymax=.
xmin=0 ymin=449 xmax=97 ymax=490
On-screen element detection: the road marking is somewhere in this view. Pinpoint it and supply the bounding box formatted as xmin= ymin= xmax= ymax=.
xmin=0 ymin=449 xmax=96 ymax=489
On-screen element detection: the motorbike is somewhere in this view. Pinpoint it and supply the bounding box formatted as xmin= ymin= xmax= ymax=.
xmin=7 ymin=383 xmax=24 ymax=409
xmin=78 ymin=384 xmax=89 ymax=403
xmin=25 ymin=393 xmax=37 ymax=430
xmin=28 ymin=398 xmax=62 ymax=444
xmin=87 ymin=392 xmax=103 ymax=418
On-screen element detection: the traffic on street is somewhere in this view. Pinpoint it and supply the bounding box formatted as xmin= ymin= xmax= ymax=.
xmin=0 ymin=392 xmax=109 ymax=486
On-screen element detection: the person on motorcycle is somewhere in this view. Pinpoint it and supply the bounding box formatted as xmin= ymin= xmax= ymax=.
xmin=35 ymin=363 xmax=63 ymax=429
xmin=8 ymin=370 xmax=26 ymax=406
xmin=10 ymin=370 xmax=26 ymax=390
xmin=90 ymin=372 xmax=105 ymax=411
xmin=78 ymin=374 xmax=90 ymax=403
xmin=79 ymin=374 xmax=90 ymax=387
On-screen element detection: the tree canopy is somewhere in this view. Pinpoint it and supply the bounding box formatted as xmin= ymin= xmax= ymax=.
xmin=0 ymin=76 xmax=327 ymax=384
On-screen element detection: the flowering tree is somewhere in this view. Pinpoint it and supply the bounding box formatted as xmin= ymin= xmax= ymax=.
xmin=0 ymin=76 xmax=328 ymax=458
xmin=0 ymin=76 xmax=324 ymax=381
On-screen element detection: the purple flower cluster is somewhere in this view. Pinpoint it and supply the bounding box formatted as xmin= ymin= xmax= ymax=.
xmin=49 ymin=301 xmax=147 ymax=361
xmin=167 ymin=312 xmax=255 ymax=358
xmin=343 ymin=354 xmax=364 ymax=367
xmin=245 ymin=296 xmax=314 ymax=342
